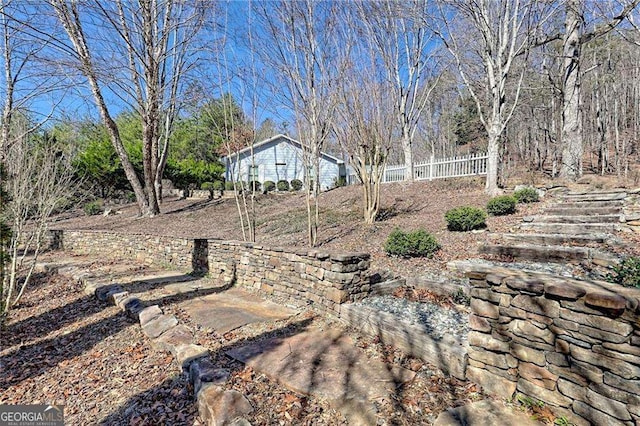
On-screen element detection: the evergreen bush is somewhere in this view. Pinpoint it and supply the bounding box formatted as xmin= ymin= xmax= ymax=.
xmin=487 ymin=195 xmax=517 ymax=216
xmin=277 ymin=180 xmax=290 ymax=191
xmin=83 ymin=201 xmax=102 ymax=216
xmin=513 ymin=187 xmax=540 ymax=203
xmin=200 ymin=181 xmax=214 ymax=191
xmin=445 ymin=206 xmax=486 ymax=231
xmin=263 ymin=180 xmax=275 ymax=193
xmin=249 ymin=181 xmax=261 ymax=192
xmin=384 ymin=228 xmax=441 ymax=258
xmin=291 ymin=179 xmax=303 ymax=191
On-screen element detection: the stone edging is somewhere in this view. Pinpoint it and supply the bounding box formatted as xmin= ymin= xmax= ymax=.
xmin=57 ymin=266 xmax=254 ymax=426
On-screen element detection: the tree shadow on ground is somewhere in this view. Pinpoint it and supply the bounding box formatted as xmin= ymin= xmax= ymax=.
xmin=0 ymin=275 xmax=234 ymax=391
xmin=97 ymin=316 xmax=316 ymax=425
xmin=1 ymin=272 xmax=206 ymax=346
xmin=163 ymin=199 xmax=220 ymax=216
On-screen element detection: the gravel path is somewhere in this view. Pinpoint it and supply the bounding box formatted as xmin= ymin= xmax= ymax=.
xmin=356 ymin=295 xmax=469 ymax=340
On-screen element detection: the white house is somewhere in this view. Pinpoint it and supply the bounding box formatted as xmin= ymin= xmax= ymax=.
xmin=222 ymin=134 xmax=346 ymax=191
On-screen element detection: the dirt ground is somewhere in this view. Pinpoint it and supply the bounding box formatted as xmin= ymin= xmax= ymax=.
xmin=50 ymin=177 xmax=557 ymax=278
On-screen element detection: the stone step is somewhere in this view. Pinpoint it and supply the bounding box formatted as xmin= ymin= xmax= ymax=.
xmin=530 ymin=215 xmax=621 ymax=224
xmin=559 ymin=192 xmax=627 ymax=202
xmin=565 ymin=188 xmax=628 ymax=196
xmin=544 ymin=206 xmax=623 ymax=216
xmin=479 ymin=243 xmax=620 ymax=267
xmin=554 ymin=200 xmax=624 ymax=209
xmin=519 ymin=222 xmax=621 ymax=234
xmin=499 ymin=232 xmax=616 ymax=246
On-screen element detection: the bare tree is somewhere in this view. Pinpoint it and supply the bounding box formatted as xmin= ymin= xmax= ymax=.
xmin=0 ymin=0 xmax=76 ymax=320
xmin=257 ymin=0 xmax=343 ymax=246
xmin=2 ymin=127 xmax=76 ymax=316
xmin=333 ymin=5 xmax=396 ymax=224
xmin=334 ymin=75 xmax=395 ymax=224
xmin=356 ymin=0 xmax=441 ymax=182
xmin=50 ymin=0 xmax=205 ymax=216
xmin=435 ymin=0 xmax=556 ymax=194
xmin=536 ymin=0 xmax=640 ymax=179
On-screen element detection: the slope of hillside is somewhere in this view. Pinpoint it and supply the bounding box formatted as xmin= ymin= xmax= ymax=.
xmin=49 ymin=178 xmax=556 ymax=278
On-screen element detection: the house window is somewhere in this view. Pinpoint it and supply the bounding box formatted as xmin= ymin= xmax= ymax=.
xmin=248 ymin=165 xmax=259 ymax=182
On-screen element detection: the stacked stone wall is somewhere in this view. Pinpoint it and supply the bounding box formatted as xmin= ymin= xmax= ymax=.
xmin=452 ymin=261 xmax=640 ymax=425
xmin=48 ymin=230 xmax=373 ymax=316
xmin=206 ymin=240 xmax=371 ymax=316
xmin=51 ymin=230 xmax=198 ymax=272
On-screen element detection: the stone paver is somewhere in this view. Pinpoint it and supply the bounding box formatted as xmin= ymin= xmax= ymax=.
xmin=434 ymin=400 xmax=540 ymax=426
xmin=181 ymin=288 xmax=297 ymax=334
xmin=226 ymin=329 xmax=416 ymax=424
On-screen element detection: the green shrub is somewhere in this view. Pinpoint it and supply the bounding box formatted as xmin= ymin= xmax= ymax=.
xmin=212 ymin=180 xmax=224 ymax=191
xmin=277 ymin=180 xmax=290 ymax=191
xmin=333 ymin=176 xmax=346 ymax=188
xmin=125 ymin=191 xmax=136 ymax=203
xmin=291 ymin=179 xmax=303 ymax=191
xmin=83 ymin=201 xmax=102 ymax=216
xmin=513 ymin=187 xmax=540 ymax=203
xmin=263 ymin=180 xmax=275 ymax=193
xmin=384 ymin=228 xmax=441 ymax=258
xmin=487 ymin=195 xmax=517 ymax=216
xmin=607 ymin=257 xmax=640 ymax=287
xmin=249 ymin=181 xmax=261 ymax=192
xmin=445 ymin=206 xmax=487 ymax=231
xmin=200 ymin=181 xmax=214 ymax=191
xmin=225 ymin=181 xmax=235 ymax=191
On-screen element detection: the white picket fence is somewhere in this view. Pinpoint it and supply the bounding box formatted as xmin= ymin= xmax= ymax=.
xmin=347 ymin=152 xmax=488 ymax=184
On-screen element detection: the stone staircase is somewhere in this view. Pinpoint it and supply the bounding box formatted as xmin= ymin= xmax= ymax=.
xmin=479 ymin=189 xmax=636 ymax=273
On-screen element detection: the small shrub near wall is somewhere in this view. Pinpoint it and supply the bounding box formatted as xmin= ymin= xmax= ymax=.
xmin=486 ymin=195 xmax=517 ymax=216
xmin=200 ymin=182 xmax=214 ymax=192
xmin=249 ymin=181 xmax=261 ymax=192
xmin=212 ymin=181 xmax=224 ymax=191
xmin=277 ymin=180 xmax=290 ymax=191
xmin=384 ymin=228 xmax=440 ymax=258
xmin=84 ymin=201 xmax=102 ymax=216
xmin=445 ymin=206 xmax=486 ymax=231
xmin=513 ymin=187 xmax=539 ymax=203
xmin=607 ymin=256 xmax=640 ymax=287
xmin=263 ymin=180 xmax=275 ymax=193
xmin=291 ymin=179 xmax=303 ymax=191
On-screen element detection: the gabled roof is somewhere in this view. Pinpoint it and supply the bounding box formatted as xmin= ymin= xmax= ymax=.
xmin=221 ymin=134 xmax=344 ymax=164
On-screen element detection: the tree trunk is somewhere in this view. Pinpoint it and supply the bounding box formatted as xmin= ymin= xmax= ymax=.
xmin=486 ymin=126 xmax=500 ymax=195
xmin=560 ymin=0 xmax=584 ymax=180
xmin=402 ymin=127 xmax=414 ymax=182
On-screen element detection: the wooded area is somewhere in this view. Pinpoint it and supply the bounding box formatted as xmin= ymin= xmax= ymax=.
xmin=3 ymin=0 xmax=640 ymax=315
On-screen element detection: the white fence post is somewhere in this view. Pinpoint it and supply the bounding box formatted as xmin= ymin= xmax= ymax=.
xmin=429 ymin=154 xmax=434 ymax=181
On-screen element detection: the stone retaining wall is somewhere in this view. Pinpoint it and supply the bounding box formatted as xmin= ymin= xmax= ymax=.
xmin=48 ymin=230 xmax=373 ymax=316
xmin=206 ymin=240 xmax=372 ymax=316
xmin=51 ymin=230 xmax=199 ymax=272
xmin=450 ymin=260 xmax=640 ymax=426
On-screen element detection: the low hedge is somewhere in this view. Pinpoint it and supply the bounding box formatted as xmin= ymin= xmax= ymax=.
xmin=487 ymin=195 xmax=517 ymax=216
xmin=445 ymin=206 xmax=487 ymax=231
xmin=384 ymin=228 xmax=441 ymax=258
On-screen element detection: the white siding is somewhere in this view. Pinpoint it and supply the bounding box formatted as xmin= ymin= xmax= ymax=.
xmin=224 ymin=136 xmax=344 ymax=191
